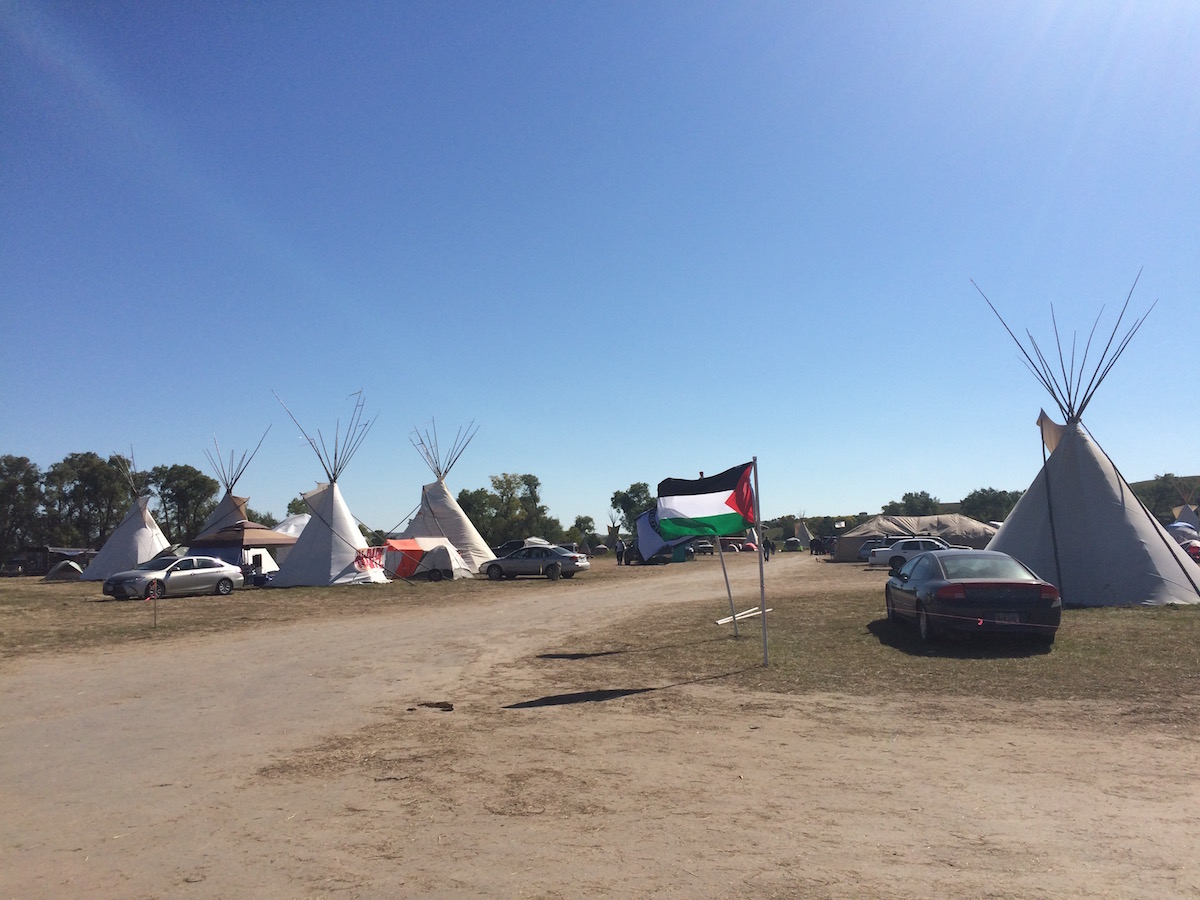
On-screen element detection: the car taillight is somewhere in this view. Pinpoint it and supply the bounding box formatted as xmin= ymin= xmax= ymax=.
xmin=935 ymin=584 xmax=966 ymax=601
xmin=1040 ymin=584 xmax=1061 ymax=604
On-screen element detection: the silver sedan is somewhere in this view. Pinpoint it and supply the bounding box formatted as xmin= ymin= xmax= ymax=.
xmin=102 ymin=555 xmax=245 ymax=599
xmin=483 ymin=546 xmax=590 ymax=581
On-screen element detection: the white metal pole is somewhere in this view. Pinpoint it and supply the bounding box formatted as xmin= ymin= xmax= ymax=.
xmin=753 ymin=456 xmax=768 ymax=666
xmin=716 ymin=535 xmax=738 ymax=637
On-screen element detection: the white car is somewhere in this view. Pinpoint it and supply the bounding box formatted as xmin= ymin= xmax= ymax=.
xmin=102 ymin=555 xmax=245 ymax=599
xmin=868 ymin=537 xmax=954 ymax=569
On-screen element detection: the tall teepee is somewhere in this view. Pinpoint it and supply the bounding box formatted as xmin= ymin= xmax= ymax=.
xmin=394 ymin=422 xmax=495 ymax=574
xmin=194 ymin=430 xmax=269 ymax=540
xmin=270 ymin=394 xmax=387 ymax=587
xmin=82 ymin=459 xmax=170 ymax=581
xmin=979 ymin=279 xmax=1200 ymax=607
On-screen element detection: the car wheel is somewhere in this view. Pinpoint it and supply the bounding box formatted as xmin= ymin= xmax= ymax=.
xmin=561 ymin=571 xmax=575 ymax=579
xmin=145 ymin=579 xmax=163 ymax=600
xmin=429 ymin=569 xmax=444 ymax=582
xmin=215 ymin=578 xmax=234 ymax=596
xmin=917 ymin=603 xmax=934 ymax=642
xmin=486 ymin=564 xmax=504 ymax=581
xmin=889 ymin=555 xmax=906 ymax=571
xmin=545 ymin=562 xmax=562 ymax=581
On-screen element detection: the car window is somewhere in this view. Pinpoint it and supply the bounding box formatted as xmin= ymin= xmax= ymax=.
xmin=911 ymin=555 xmax=936 ymax=580
xmin=173 ymin=558 xmax=195 ymax=571
xmin=940 ymin=555 xmax=1035 ymax=581
xmin=898 ymin=556 xmax=921 ymax=578
xmin=196 ymin=558 xmax=218 ymax=569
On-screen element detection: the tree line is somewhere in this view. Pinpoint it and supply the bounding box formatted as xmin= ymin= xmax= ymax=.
xmin=0 ymin=453 xmax=277 ymax=565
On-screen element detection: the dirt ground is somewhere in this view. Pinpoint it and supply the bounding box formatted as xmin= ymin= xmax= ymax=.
xmin=3 ymin=553 xmax=1199 ymax=898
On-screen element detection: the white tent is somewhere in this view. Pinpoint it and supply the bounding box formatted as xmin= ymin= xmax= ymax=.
xmin=396 ymin=479 xmax=495 ymax=574
xmin=270 ymin=483 xmax=386 ymax=586
xmin=394 ymin=422 xmax=495 ymax=574
xmin=979 ymin=284 xmax=1200 ymax=607
xmin=989 ymin=418 xmax=1200 ymax=606
xmin=272 ymin=513 xmax=311 ymax=538
xmin=383 ymin=537 xmax=472 ymax=581
xmin=81 ymin=496 xmax=170 ymax=581
xmin=195 ymin=432 xmax=268 ymax=540
xmin=268 ymin=393 xmax=387 ymax=587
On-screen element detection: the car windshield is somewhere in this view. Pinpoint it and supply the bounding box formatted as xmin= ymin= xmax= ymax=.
xmin=940 ymin=555 xmax=1034 ymax=581
xmin=135 ymin=558 xmax=169 ymax=570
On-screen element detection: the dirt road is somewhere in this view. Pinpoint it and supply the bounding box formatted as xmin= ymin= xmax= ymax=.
xmin=3 ymin=554 xmax=1198 ymax=898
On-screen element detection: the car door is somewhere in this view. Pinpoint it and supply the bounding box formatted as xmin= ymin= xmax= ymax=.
xmin=163 ymin=557 xmax=198 ymax=595
xmin=191 ymin=557 xmax=222 ymax=594
xmin=890 ymin=555 xmax=923 ymax=617
xmin=510 ymin=548 xmax=537 ymax=577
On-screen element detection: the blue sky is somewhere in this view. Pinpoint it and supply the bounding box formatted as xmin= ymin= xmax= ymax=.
xmin=3 ymin=1 xmax=1197 ymax=532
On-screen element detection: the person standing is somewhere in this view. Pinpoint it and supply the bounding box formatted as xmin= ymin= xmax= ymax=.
xmin=615 ymin=538 xmax=626 ymax=566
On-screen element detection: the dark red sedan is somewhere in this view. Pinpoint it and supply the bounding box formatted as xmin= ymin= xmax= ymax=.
xmin=885 ymin=550 xmax=1061 ymax=645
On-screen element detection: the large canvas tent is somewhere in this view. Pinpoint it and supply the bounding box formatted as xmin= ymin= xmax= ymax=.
xmin=383 ymin=537 xmax=471 ymax=581
xmin=194 ymin=432 xmax=267 ymax=540
xmin=269 ymin=393 xmax=387 ymax=587
xmin=978 ymin=281 xmax=1200 ymax=607
xmin=989 ymin=416 xmax=1200 ymax=606
xmin=81 ymin=496 xmax=170 ymax=581
xmin=834 ymin=514 xmax=996 ymax=562
xmin=189 ymin=519 xmax=295 ymax=573
xmin=393 ymin=422 xmax=495 ymax=574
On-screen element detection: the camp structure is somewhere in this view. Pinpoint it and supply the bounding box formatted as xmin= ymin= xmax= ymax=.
xmin=272 ymin=513 xmax=310 ymax=538
xmin=194 ymin=431 xmax=269 ymax=540
xmin=978 ymin=280 xmax=1200 ymax=607
xmin=392 ymin=422 xmax=495 ymax=574
xmin=269 ymin=393 xmax=388 ymax=587
xmin=833 ymin=514 xmax=996 ymax=562
xmin=382 ymin=537 xmax=472 ymax=581
xmin=188 ymin=519 xmax=296 ymax=574
xmin=793 ymin=520 xmax=813 ymax=550
xmin=81 ymin=495 xmax=171 ymax=581
xmin=43 ymin=559 xmax=84 ymax=581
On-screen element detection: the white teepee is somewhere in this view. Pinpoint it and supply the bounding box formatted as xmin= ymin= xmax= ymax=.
xmin=194 ymin=431 xmax=268 ymax=540
xmin=82 ymin=496 xmax=170 ymax=581
xmin=394 ymin=422 xmax=495 ymax=574
xmin=979 ymin=281 xmax=1200 ymax=607
xmin=270 ymin=393 xmax=387 ymax=587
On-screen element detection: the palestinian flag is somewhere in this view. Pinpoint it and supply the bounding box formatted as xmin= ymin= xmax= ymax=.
xmin=656 ymin=462 xmax=755 ymax=539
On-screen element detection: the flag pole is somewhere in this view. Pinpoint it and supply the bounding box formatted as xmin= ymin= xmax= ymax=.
xmin=753 ymin=456 xmax=768 ymax=666
xmin=716 ymin=532 xmax=739 ymax=638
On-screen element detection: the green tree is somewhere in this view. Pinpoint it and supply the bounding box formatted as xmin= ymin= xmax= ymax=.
xmin=1133 ymin=473 xmax=1193 ymax=525
xmin=456 ymin=474 xmax=563 ymax=546
xmin=610 ymin=482 xmax=652 ymax=534
xmin=0 ymin=455 xmax=43 ymax=563
xmin=286 ymin=496 xmax=310 ymax=516
xmin=881 ymin=491 xmax=940 ymax=516
xmin=42 ymin=452 xmax=134 ymax=548
xmin=150 ymin=464 xmax=219 ymax=542
xmin=959 ymin=487 xmax=1022 ymax=524
xmin=246 ymin=507 xmax=279 ymax=528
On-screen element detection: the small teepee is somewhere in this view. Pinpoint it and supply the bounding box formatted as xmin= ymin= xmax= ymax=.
xmin=394 ymin=422 xmax=495 ymax=574
xmin=270 ymin=394 xmax=388 ymax=587
xmin=194 ymin=430 xmax=269 ymax=540
xmin=82 ymin=459 xmax=170 ymax=581
xmin=979 ymin=280 xmax=1200 ymax=607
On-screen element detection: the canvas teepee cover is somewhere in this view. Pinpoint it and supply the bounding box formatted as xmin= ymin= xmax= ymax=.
xmin=976 ymin=279 xmax=1200 ymax=607
xmin=195 ymin=492 xmax=249 ymax=539
xmin=270 ymin=482 xmax=387 ymax=586
xmin=988 ymin=419 xmax=1200 ymax=606
xmin=81 ymin=496 xmax=170 ymax=581
xmin=397 ymin=479 xmax=495 ymax=573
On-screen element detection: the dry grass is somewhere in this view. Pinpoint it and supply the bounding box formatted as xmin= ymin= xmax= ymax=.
xmin=5 ymin=559 xmax=1200 ymax=733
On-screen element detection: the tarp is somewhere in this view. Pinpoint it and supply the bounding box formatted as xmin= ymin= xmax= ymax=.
xmin=834 ymin=514 xmax=996 ymax=562
xmin=383 ymin=537 xmax=471 ymax=580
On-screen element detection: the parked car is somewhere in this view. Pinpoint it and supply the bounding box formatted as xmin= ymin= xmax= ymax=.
xmin=102 ymin=555 xmax=245 ymax=599
xmin=884 ymin=549 xmax=1061 ymax=644
xmin=1184 ymin=540 xmax=1200 ymax=563
xmin=868 ymin=536 xmax=955 ymax=569
xmin=694 ymin=540 xmax=715 ymax=555
xmin=484 ymin=545 xmax=590 ymax=580
xmin=857 ymin=537 xmax=902 ymax=561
